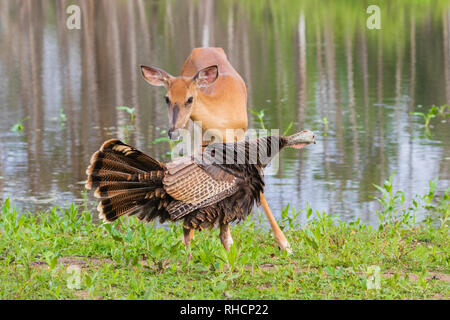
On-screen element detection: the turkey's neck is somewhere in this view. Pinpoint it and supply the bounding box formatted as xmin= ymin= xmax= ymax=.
xmin=201 ymin=135 xmax=286 ymax=167
xmin=247 ymin=136 xmax=287 ymax=167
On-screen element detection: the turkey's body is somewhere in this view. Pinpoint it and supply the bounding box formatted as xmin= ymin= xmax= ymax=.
xmin=85 ymin=136 xmax=283 ymax=231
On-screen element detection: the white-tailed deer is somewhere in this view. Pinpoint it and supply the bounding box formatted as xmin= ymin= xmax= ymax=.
xmin=141 ymin=47 xmax=292 ymax=252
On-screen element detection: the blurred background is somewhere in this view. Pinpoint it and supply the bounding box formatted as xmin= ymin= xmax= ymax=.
xmin=0 ymin=0 xmax=449 ymax=226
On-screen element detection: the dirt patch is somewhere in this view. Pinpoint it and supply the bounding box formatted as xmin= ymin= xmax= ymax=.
xmin=31 ymin=260 xmax=47 ymax=267
xmin=74 ymin=290 xmax=103 ymax=300
xmin=59 ymin=256 xmax=114 ymax=266
xmin=256 ymin=283 xmax=272 ymax=290
xmin=260 ymin=263 xmax=276 ymax=270
xmin=32 ymin=256 xmax=114 ymax=268
xmin=381 ymin=271 xmax=450 ymax=282
xmin=31 ymin=256 xmax=450 ymax=283
xmin=255 ymin=262 xmax=450 ymax=283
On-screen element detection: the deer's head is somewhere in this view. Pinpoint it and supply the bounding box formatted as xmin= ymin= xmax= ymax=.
xmin=141 ymin=65 xmax=218 ymax=140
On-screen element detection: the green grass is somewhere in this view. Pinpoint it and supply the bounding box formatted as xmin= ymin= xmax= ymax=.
xmin=0 ymin=176 xmax=448 ymax=300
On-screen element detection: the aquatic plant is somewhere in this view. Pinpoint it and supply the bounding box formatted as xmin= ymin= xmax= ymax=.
xmin=152 ymin=129 xmax=180 ymax=158
xmin=59 ymin=108 xmax=67 ymax=128
xmin=250 ymin=108 xmax=294 ymax=137
xmin=373 ymin=172 xmax=449 ymax=230
xmin=410 ymin=105 xmax=449 ymax=137
xmin=249 ymin=108 xmax=266 ymax=130
xmin=322 ymin=117 xmax=329 ymax=136
xmin=116 ymin=106 xmax=136 ymax=123
xmin=11 ymin=116 xmax=29 ymax=133
xmin=282 ymin=121 xmax=294 ymax=136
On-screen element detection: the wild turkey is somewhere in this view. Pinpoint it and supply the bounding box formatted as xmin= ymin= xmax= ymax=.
xmin=85 ymin=130 xmax=315 ymax=251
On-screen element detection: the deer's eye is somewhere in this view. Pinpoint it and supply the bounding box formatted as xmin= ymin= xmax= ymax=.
xmin=186 ymin=96 xmax=194 ymax=104
xmin=165 ymin=96 xmax=170 ymax=104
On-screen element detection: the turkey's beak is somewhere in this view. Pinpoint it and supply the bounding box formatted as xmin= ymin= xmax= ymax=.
xmin=286 ymin=130 xmax=316 ymax=149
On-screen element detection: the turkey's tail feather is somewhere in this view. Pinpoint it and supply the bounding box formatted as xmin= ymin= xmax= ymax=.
xmin=85 ymin=139 xmax=170 ymax=223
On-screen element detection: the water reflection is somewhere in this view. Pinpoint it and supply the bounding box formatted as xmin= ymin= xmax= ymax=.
xmin=0 ymin=0 xmax=449 ymax=226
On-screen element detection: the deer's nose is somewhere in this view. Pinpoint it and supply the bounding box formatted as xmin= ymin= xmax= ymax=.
xmin=168 ymin=128 xmax=180 ymax=140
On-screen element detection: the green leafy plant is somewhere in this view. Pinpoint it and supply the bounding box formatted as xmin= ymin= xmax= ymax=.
xmin=249 ymin=108 xmax=266 ymax=130
xmin=279 ymin=204 xmax=303 ymax=230
xmin=410 ymin=108 xmax=437 ymax=128
xmin=11 ymin=116 xmax=29 ymax=133
xmin=322 ymin=117 xmax=329 ymax=136
xmin=116 ymin=106 xmax=136 ymax=143
xmin=222 ymin=242 xmax=240 ymax=273
xmin=116 ymin=106 xmax=135 ymax=123
xmin=249 ymin=108 xmax=293 ymax=138
xmin=195 ymin=239 xmax=222 ymax=271
xmin=83 ymin=272 xmax=98 ymax=299
xmin=282 ymin=121 xmax=294 ymax=136
xmin=44 ymin=252 xmax=59 ymax=272
xmin=410 ymin=105 xmax=449 ymax=137
xmin=372 ymin=171 xmax=407 ymax=228
xmin=436 ymin=104 xmax=450 ymax=117
xmin=59 ymin=108 xmax=67 ymax=128
xmin=152 ymin=129 xmax=181 ymax=158
xmin=152 ymin=130 xmax=172 ymax=147
xmin=436 ymin=188 xmax=450 ymax=229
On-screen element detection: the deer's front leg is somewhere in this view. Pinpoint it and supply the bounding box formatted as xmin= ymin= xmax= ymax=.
xmin=260 ymin=192 xmax=292 ymax=253
xmin=182 ymin=227 xmax=195 ymax=260
xmin=219 ymin=223 xmax=233 ymax=252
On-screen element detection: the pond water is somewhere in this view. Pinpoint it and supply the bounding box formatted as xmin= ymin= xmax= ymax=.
xmin=0 ymin=0 xmax=449 ymax=226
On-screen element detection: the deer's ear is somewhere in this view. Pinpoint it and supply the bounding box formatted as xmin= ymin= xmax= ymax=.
xmin=194 ymin=65 xmax=218 ymax=88
xmin=141 ymin=66 xmax=172 ymax=87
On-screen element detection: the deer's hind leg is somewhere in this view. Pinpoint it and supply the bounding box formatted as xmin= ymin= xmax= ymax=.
xmin=219 ymin=223 xmax=233 ymax=252
xmin=182 ymin=227 xmax=195 ymax=260
xmin=260 ymin=192 xmax=292 ymax=253
xmin=182 ymin=228 xmax=195 ymax=247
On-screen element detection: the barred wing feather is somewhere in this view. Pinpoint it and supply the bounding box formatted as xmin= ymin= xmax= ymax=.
xmin=163 ymin=156 xmax=239 ymax=220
